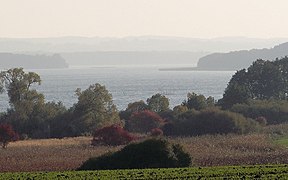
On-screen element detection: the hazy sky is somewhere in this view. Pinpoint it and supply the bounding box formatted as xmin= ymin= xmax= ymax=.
xmin=1 ymin=0 xmax=288 ymax=38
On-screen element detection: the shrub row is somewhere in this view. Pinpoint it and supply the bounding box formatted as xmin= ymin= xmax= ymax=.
xmin=231 ymin=100 xmax=288 ymax=125
xmin=163 ymin=108 xmax=259 ymax=136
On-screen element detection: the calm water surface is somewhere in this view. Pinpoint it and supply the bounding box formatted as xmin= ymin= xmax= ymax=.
xmin=0 ymin=66 xmax=235 ymax=112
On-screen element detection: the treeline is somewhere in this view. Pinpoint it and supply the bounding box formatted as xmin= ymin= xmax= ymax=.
xmin=1 ymin=56 xmax=288 ymax=140
xmin=0 ymin=53 xmax=68 ymax=69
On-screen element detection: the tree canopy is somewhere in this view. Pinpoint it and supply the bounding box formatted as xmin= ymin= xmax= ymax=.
xmin=182 ymin=92 xmax=215 ymax=110
xmin=73 ymin=83 xmax=120 ymax=134
xmin=220 ymin=57 xmax=288 ymax=109
xmin=0 ymin=68 xmax=68 ymax=138
xmin=0 ymin=68 xmax=43 ymax=109
xmin=147 ymin=93 xmax=169 ymax=113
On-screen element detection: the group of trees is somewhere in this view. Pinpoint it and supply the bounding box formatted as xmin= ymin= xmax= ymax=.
xmin=119 ymin=93 xmax=169 ymax=121
xmin=1 ymin=56 xmax=288 ymax=147
xmin=116 ymin=90 xmax=259 ymax=139
xmin=220 ymin=57 xmax=288 ymax=109
xmin=214 ymin=57 xmax=288 ymax=129
xmin=0 ymin=68 xmax=121 ymax=144
xmin=0 ymin=68 xmax=48 ymax=138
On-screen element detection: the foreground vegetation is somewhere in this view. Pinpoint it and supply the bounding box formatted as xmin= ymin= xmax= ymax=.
xmin=2 ymin=57 xmax=288 ymax=146
xmin=1 ymin=132 xmax=288 ymax=172
xmin=1 ymin=165 xmax=288 ymax=179
xmin=1 ymin=58 xmax=288 ymax=174
xmin=3 ymin=57 xmax=288 ymax=141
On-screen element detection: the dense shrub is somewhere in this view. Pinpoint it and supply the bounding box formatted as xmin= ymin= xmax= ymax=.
xmin=92 ymin=125 xmax=136 ymax=146
xmin=0 ymin=123 xmax=19 ymax=148
xmin=255 ymin=116 xmax=267 ymax=126
xmin=49 ymin=110 xmax=76 ymax=138
xmin=163 ymin=108 xmax=259 ymax=136
xmin=263 ymin=123 xmax=288 ymax=136
xmin=150 ymin=128 xmax=163 ymax=137
xmin=231 ymin=100 xmax=288 ymax=125
xmin=158 ymin=109 xmax=175 ymax=122
xmin=127 ymin=110 xmax=164 ymax=133
xmin=78 ymin=138 xmax=191 ymax=170
xmin=119 ymin=100 xmax=148 ymax=121
xmin=173 ymin=105 xmax=188 ymax=115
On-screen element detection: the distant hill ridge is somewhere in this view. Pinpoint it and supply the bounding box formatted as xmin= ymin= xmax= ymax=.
xmin=0 ymin=53 xmax=68 ymax=69
xmin=61 ymin=51 xmax=207 ymax=66
xmin=1 ymin=36 xmax=288 ymax=67
xmin=196 ymin=42 xmax=288 ymax=71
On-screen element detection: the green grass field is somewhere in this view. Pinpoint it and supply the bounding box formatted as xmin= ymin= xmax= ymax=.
xmin=1 ymin=165 xmax=288 ymax=179
xmin=274 ymin=136 xmax=288 ymax=147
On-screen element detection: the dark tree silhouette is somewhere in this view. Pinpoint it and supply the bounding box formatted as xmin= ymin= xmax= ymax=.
xmin=220 ymin=57 xmax=288 ymax=109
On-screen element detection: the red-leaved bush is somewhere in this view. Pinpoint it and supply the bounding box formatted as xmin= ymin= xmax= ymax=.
xmin=92 ymin=125 xmax=137 ymax=146
xmin=151 ymin=128 xmax=164 ymax=137
xmin=0 ymin=123 xmax=19 ymax=149
xmin=255 ymin=116 xmax=267 ymax=126
xmin=127 ymin=110 xmax=164 ymax=133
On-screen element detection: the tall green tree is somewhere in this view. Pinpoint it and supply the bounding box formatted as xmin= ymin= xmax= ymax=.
xmin=126 ymin=100 xmax=148 ymax=113
xmin=0 ymin=68 xmax=42 ymax=109
xmin=147 ymin=93 xmax=169 ymax=113
xmin=73 ymin=83 xmax=120 ymax=134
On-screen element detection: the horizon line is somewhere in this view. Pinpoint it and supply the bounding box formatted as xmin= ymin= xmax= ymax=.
xmin=0 ymin=35 xmax=288 ymax=40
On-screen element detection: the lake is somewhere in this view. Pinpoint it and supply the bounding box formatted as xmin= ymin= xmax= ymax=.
xmin=0 ymin=66 xmax=235 ymax=112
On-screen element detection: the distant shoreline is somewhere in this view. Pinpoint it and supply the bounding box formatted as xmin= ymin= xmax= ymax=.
xmin=158 ymin=67 xmax=236 ymax=71
xmin=0 ymin=53 xmax=69 ymax=69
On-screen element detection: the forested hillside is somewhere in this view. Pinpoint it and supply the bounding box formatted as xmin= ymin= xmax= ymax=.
xmin=0 ymin=53 xmax=68 ymax=69
xmin=196 ymin=42 xmax=288 ymax=70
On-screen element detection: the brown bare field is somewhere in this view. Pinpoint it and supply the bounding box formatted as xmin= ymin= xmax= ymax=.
xmin=0 ymin=137 xmax=121 ymax=172
xmin=1 ymin=134 xmax=288 ymax=172
xmin=172 ymin=134 xmax=288 ymax=166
